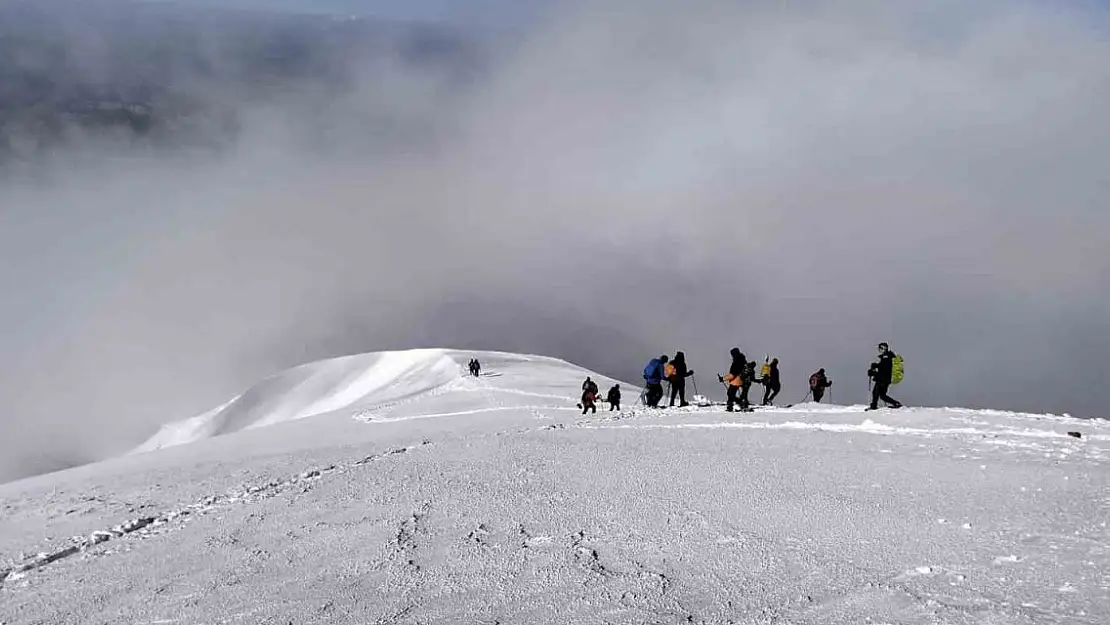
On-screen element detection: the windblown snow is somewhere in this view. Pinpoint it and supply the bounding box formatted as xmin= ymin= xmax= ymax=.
xmin=134 ymin=349 xmax=467 ymax=453
xmin=2 ymin=349 xmax=1108 ymax=625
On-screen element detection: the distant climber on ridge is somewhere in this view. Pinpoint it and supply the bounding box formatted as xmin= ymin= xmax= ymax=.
xmin=643 ymin=355 xmax=669 ymax=408
xmin=665 ymin=351 xmax=695 ymax=407
xmin=867 ymin=343 xmax=903 ymax=411
xmin=809 ymin=368 xmax=832 ymax=403
xmin=761 ymin=358 xmax=781 ymax=406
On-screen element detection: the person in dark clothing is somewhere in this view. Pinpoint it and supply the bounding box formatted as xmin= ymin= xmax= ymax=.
xmin=720 ymin=348 xmax=747 ymax=412
xmin=643 ymin=355 xmax=669 ymax=408
xmin=581 ymin=389 xmax=597 ymax=414
xmin=809 ymin=369 xmax=832 ymax=402
xmin=761 ymin=358 xmax=782 ymax=406
xmin=667 ymin=351 xmax=696 ymax=407
xmin=741 ymin=360 xmax=756 ymax=409
xmin=867 ymin=343 xmax=902 ymax=410
xmin=473 ymin=359 xmax=481 ymax=377
xmin=580 ymin=377 xmax=599 ymax=414
xmin=607 ymin=384 xmax=621 ymax=411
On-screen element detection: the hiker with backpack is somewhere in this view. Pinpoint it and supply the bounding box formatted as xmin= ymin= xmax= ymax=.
xmin=665 ymin=351 xmax=695 ymax=407
xmin=642 ymin=355 xmax=669 ymax=408
xmin=867 ymin=342 xmax=903 ymax=410
xmin=741 ymin=360 xmax=757 ymax=409
xmin=719 ymin=348 xmax=748 ymax=412
xmin=580 ymin=376 xmax=600 ymax=414
xmin=809 ymin=369 xmax=832 ymax=403
xmin=607 ymin=384 xmax=622 ymax=411
xmin=761 ymin=358 xmax=781 ymax=406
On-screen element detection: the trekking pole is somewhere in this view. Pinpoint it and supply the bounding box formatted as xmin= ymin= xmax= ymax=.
xmin=691 ymin=375 xmax=700 ymax=396
xmin=788 ymin=390 xmax=811 ymax=407
xmin=639 ymin=386 xmax=648 ymax=406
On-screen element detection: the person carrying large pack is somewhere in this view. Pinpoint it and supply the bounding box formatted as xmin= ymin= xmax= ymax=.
xmin=761 ymin=358 xmax=781 ymax=406
xmin=719 ymin=348 xmax=748 ymax=412
xmin=867 ymin=342 xmax=904 ymax=411
xmin=741 ymin=360 xmax=757 ymax=409
xmin=643 ymin=355 xmax=669 ymax=408
xmin=580 ymin=376 xmax=600 ymax=414
xmin=666 ymin=351 xmax=695 ymax=407
xmin=809 ymin=368 xmax=832 ymax=403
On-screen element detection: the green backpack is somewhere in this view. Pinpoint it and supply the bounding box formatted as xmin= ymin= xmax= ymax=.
xmin=891 ymin=354 xmax=905 ymax=385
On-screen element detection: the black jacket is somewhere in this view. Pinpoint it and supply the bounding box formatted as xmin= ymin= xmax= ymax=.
xmin=766 ymin=362 xmax=780 ymax=387
xmin=743 ymin=362 xmax=756 ymax=387
xmin=872 ymin=352 xmax=896 ymax=385
xmin=670 ymin=352 xmax=693 ymax=381
xmin=607 ymin=386 xmax=621 ymax=403
xmin=728 ymin=349 xmax=746 ymax=378
xmin=810 ymin=371 xmax=831 ymax=389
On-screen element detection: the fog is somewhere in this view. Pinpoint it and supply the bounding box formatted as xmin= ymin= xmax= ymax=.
xmin=2 ymin=0 xmax=1109 ymax=482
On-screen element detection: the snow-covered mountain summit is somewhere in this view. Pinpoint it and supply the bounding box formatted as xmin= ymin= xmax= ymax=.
xmin=135 ymin=348 xmax=617 ymax=454
xmin=3 ymin=349 xmax=1108 ymax=624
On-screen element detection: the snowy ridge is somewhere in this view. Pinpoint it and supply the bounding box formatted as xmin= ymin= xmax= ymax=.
xmin=2 ymin=351 xmax=1109 ymax=624
xmin=133 ymin=349 xmax=599 ymax=453
xmin=135 ymin=349 xmax=462 ymax=453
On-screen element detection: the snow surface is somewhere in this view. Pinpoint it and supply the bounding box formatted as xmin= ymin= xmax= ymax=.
xmin=2 ymin=349 xmax=1108 ymax=624
xmin=134 ymin=349 xmax=465 ymax=453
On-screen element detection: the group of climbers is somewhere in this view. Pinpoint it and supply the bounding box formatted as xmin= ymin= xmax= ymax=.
xmin=578 ymin=376 xmax=622 ymax=414
xmin=715 ymin=350 xmax=772 ymax=412
xmin=640 ymin=343 xmax=902 ymax=412
xmin=640 ymin=352 xmax=696 ymax=408
xmin=467 ymin=359 xmax=482 ymax=377
xmin=566 ymin=341 xmax=904 ymax=414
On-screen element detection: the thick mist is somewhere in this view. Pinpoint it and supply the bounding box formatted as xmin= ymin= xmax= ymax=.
xmin=2 ymin=0 xmax=1109 ymax=483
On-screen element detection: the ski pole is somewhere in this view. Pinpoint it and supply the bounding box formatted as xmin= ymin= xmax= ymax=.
xmin=691 ymin=374 xmax=699 ymax=396
xmin=789 ymin=390 xmax=811 ymax=406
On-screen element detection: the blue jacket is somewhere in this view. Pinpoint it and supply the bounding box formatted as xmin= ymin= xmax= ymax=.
xmin=643 ymin=358 xmax=664 ymax=384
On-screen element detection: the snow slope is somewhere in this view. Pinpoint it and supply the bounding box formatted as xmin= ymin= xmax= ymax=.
xmin=134 ymin=349 xmax=466 ymax=453
xmin=2 ymin=350 xmax=1109 ymax=625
